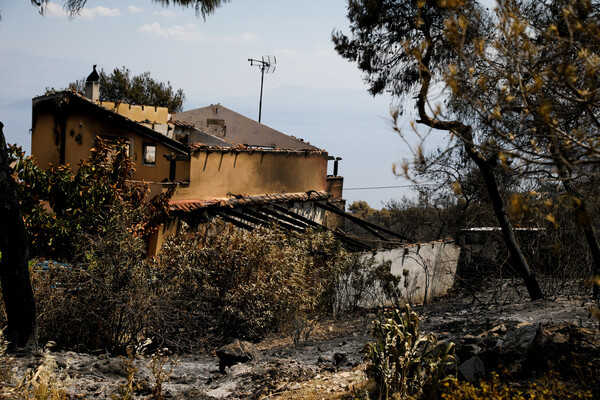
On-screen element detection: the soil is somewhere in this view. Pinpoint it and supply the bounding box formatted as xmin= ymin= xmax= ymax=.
xmin=2 ymin=281 xmax=599 ymax=399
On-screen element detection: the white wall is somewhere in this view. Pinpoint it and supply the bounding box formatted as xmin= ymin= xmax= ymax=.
xmin=337 ymin=241 xmax=461 ymax=309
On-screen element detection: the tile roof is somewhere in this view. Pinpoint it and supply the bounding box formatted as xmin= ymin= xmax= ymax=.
xmin=170 ymin=190 xmax=331 ymax=212
xmin=171 ymin=119 xmax=196 ymax=128
xmin=187 ymin=142 xmax=327 ymax=154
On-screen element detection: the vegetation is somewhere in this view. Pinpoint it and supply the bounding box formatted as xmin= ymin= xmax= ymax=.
xmin=441 ymin=372 xmax=593 ymax=399
xmin=27 ymin=221 xmax=361 ymax=352
xmin=334 ymin=0 xmax=545 ymax=300
xmin=46 ymin=66 xmax=186 ymax=113
xmin=9 ymin=138 xmax=171 ymax=262
xmin=97 ymin=67 xmax=186 ymax=113
xmin=335 ymin=0 xmax=600 ymax=300
xmin=365 ymin=306 xmax=456 ymax=400
xmin=31 ymin=0 xmax=230 ymax=19
xmin=0 ymin=122 xmax=36 ymax=351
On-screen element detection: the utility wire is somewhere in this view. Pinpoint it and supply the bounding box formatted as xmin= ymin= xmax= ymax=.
xmin=344 ymin=183 xmax=436 ymax=191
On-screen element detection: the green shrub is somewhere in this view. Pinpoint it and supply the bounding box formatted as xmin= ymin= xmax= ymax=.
xmin=365 ymin=306 xmax=456 ymax=400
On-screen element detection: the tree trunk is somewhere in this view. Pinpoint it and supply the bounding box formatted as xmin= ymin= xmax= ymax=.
xmin=562 ymin=178 xmax=600 ymax=298
xmin=0 ymin=121 xmax=37 ymax=351
xmin=462 ymin=136 xmax=544 ymax=300
xmin=414 ymin=36 xmax=543 ymax=300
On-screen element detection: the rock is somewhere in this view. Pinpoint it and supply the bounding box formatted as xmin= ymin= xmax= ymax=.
xmin=216 ymin=339 xmax=259 ymax=373
xmin=504 ymin=323 xmax=540 ymax=351
xmin=458 ymin=356 xmax=485 ymax=382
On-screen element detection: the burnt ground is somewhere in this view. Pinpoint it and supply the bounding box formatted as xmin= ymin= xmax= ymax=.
xmin=1 ymin=281 xmax=599 ymax=399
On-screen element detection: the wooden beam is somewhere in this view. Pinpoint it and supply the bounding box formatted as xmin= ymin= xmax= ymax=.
xmin=315 ymin=201 xmax=414 ymax=242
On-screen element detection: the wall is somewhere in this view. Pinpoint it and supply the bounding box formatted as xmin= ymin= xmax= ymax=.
xmin=337 ymin=241 xmax=460 ymax=309
xmin=171 ymin=149 xmax=328 ymax=200
xmin=31 ymin=101 xmax=190 ymax=185
xmin=99 ymin=102 xmax=169 ymax=124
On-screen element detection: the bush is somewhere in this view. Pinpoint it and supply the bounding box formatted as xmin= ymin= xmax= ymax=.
xmin=152 ymin=221 xmax=354 ymax=344
xmin=33 ymin=205 xmax=153 ymax=353
xmin=441 ymin=371 xmax=593 ymax=400
xmin=29 ymin=219 xmax=360 ymax=353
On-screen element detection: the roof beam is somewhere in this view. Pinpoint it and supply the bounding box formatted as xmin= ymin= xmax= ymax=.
xmin=315 ymin=201 xmax=414 ymax=242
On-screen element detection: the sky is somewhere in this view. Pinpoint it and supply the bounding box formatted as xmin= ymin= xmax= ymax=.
xmin=0 ymin=0 xmax=433 ymax=208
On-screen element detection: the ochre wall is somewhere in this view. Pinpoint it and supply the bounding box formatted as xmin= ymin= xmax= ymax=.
xmin=172 ymin=150 xmax=328 ymax=200
xmin=99 ymin=102 xmax=169 ymax=124
xmin=31 ymin=98 xmax=329 ymax=203
xmin=31 ymin=108 xmax=190 ymax=184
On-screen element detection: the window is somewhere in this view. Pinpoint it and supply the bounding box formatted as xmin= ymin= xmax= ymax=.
xmin=98 ymin=136 xmax=132 ymax=160
xmin=142 ymin=143 xmax=156 ymax=165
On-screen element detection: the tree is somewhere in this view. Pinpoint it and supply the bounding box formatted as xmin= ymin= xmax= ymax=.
xmin=98 ymin=67 xmax=186 ymax=113
xmin=0 ymin=122 xmax=37 ymax=350
xmin=9 ymin=138 xmax=173 ymax=262
xmin=415 ymin=0 xmax=600 ymax=297
xmin=45 ymin=67 xmax=187 ymax=113
xmin=32 ymin=0 xmax=229 ymax=19
xmin=334 ymin=0 xmax=545 ymax=300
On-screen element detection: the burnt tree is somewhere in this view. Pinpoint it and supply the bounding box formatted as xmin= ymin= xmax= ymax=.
xmin=0 ymin=121 xmax=37 ymax=350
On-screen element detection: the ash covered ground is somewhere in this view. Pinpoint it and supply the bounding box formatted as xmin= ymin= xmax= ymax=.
xmin=2 ymin=281 xmax=599 ymax=399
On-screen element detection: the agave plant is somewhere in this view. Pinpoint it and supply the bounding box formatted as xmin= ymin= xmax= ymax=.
xmin=366 ymin=305 xmax=456 ymax=399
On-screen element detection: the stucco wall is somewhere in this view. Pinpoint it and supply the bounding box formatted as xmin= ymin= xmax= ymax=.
xmin=171 ymin=150 xmax=328 ymax=200
xmin=31 ymin=108 xmax=190 ymax=184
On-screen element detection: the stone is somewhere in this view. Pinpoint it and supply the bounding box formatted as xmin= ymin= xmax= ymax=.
xmin=216 ymin=339 xmax=259 ymax=373
xmin=504 ymin=323 xmax=541 ymax=351
xmin=458 ymin=356 xmax=485 ymax=382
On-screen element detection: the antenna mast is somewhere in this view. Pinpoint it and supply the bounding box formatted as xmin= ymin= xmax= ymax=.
xmin=248 ymin=55 xmax=276 ymax=123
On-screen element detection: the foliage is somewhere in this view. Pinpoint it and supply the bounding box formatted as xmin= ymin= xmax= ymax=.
xmin=26 ymin=219 xmax=362 ymax=352
xmin=365 ymin=306 xmax=456 ymax=400
xmin=347 ymin=196 xmax=469 ymax=243
xmin=98 ymin=67 xmax=186 ymax=113
xmin=44 ymin=66 xmax=186 ymax=112
xmin=0 ymin=330 xmax=12 ymax=384
xmin=152 ymin=221 xmax=356 ymax=343
xmin=438 ymin=0 xmax=600 ymax=295
xmin=9 ymin=137 xmax=171 ymax=261
xmin=0 ymin=342 xmax=71 ymax=400
xmin=32 ymin=210 xmax=153 ymax=352
xmin=441 ymin=371 xmax=593 ymax=400
xmin=334 ymin=0 xmax=554 ymax=300
xmin=112 ymin=347 xmax=141 ymax=400
xmin=148 ymin=348 xmax=176 ymax=400
xmin=32 ymin=0 xmax=229 ymax=20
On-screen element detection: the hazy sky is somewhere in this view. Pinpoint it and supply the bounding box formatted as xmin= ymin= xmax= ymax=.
xmin=0 ymin=0 xmax=433 ymax=208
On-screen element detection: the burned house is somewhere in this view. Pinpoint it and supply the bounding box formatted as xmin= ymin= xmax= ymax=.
xmin=30 ymin=76 xmax=347 ymax=254
xmin=30 ymin=68 xmax=461 ymax=304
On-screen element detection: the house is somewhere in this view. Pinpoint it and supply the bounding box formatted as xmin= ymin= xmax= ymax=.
xmin=30 ymin=71 xmax=347 ymax=254
xmin=30 ymin=68 xmax=464 ymax=304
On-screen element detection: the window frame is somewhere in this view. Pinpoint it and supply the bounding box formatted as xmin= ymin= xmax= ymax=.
xmin=142 ymin=142 xmax=157 ymax=166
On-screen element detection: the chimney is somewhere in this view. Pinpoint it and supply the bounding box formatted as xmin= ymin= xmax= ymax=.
xmin=85 ymin=65 xmax=100 ymax=102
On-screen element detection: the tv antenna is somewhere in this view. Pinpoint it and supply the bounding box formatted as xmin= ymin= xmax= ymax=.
xmin=248 ymin=55 xmax=276 ymax=123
